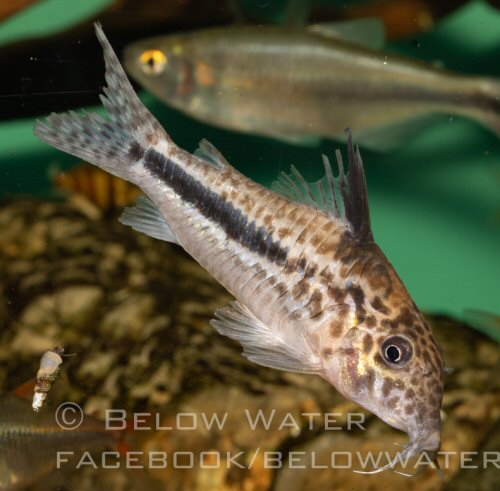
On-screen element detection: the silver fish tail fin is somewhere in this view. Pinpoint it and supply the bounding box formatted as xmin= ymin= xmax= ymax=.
xmin=34 ymin=23 xmax=168 ymax=181
xmin=455 ymin=76 xmax=500 ymax=138
xmin=479 ymin=77 xmax=500 ymax=137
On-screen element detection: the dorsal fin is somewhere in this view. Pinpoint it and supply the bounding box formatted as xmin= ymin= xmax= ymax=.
xmin=271 ymin=130 xmax=373 ymax=243
xmin=343 ymin=131 xmax=373 ymax=242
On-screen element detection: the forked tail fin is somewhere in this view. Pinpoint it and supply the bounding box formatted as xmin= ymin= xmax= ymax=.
xmin=34 ymin=23 xmax=167 ymax=180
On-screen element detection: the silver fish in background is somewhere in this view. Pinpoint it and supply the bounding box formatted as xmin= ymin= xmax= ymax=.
xmin=35 ymin=24 xmax=444 ymax=473
xmin=123 ymin=23 xmax=500 ymax=149
xmin=0 ymin=393 xmax=118 ymax=490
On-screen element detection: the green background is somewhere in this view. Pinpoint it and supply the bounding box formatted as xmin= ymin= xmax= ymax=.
xmin=0 ymin=0 xmax=499 ymax=338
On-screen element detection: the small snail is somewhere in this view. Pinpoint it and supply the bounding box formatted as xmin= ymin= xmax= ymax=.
xmin=32 ymin=347 xmax=65 ymax=413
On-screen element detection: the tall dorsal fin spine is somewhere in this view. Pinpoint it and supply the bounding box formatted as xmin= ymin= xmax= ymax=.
xmin=271 ymin=130 xmax=374 ymax=243
xmin=344 ymin=129 xmax=373 ymax=243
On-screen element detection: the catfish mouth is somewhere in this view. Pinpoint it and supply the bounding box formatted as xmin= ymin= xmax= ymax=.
xmin=353 ymin=439 xmax=443 ymax=479
xmin=354 ymin=430 xmax=442 ymax=477
xmin=324 ymin=344 xmax=443 ymax=476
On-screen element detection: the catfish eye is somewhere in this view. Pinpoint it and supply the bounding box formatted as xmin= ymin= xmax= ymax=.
xmin=381 ymin=336 xmax=413 ymax=367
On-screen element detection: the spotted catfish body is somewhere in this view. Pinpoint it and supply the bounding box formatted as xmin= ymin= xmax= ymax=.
xmin=35 ymin=24 xmax=444 ymax=471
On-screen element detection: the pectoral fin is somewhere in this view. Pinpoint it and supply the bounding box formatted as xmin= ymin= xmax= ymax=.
xmin=211 ymin=301 xmax=322 ymax=374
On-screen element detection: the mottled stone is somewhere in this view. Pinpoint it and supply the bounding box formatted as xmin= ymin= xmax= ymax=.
xmin=100 ymin=294 xmax=156 ymax=340
xmin=78 ymin=351 xmax=118 ymax=380
xmin=0 ymin=199 xmax=498 ymax=491
xmin=57 ymin=286 xmax=105 ymax=328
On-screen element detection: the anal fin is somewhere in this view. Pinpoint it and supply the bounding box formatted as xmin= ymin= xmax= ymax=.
xmin=211 ymin=301 xmax=322 ymax=374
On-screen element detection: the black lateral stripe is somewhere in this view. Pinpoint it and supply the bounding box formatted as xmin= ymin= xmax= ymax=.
xmin=143 ymin=148 xmax=288 ymax=265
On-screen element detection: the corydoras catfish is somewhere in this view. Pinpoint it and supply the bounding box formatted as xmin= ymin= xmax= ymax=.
xmin=35 ymin=24 xmax=445 ymax=473
xmin=122 ymin=24 xmax=500 ymax=149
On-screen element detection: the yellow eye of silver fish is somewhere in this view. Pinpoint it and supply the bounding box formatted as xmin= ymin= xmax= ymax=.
xmin=139 ymin=49 xmax=167 ymax=75
xmin=381 ymin=336 xmax=413 ymax=367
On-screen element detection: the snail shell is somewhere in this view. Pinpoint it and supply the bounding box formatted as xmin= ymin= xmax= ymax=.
xmin=32 ymin=347 xmax=64 ymax=412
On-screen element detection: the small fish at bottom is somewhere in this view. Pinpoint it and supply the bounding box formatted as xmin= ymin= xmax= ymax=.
xmin=0 ymin=393 xmax=119 ymax=491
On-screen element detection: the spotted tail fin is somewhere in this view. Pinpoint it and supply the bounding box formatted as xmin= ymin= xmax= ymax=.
xmin=34 ymin=23 xmax=167 ymax=181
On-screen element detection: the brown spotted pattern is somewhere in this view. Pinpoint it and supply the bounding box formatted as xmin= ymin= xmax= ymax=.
xmin=260 ymin=215 xmax=444 ymax=455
